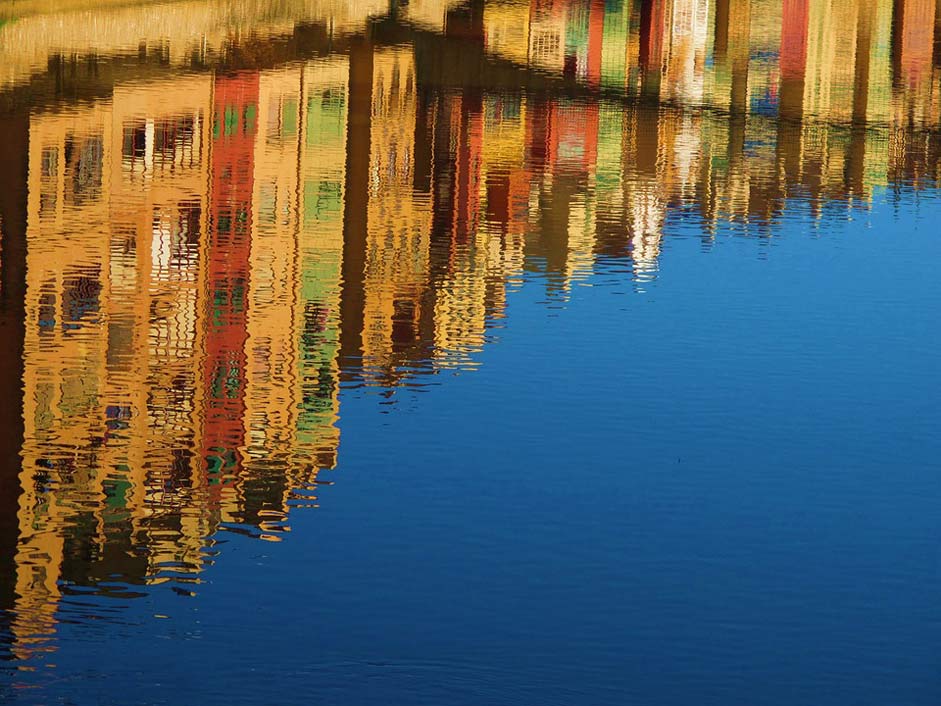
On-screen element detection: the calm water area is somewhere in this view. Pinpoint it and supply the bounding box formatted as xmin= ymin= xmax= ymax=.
xmin=1 ymin=0 xmax=940 ymax=703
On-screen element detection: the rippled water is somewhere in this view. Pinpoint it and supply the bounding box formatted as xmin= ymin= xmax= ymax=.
xmin=1 ymin=0 xmax=940 ymax=703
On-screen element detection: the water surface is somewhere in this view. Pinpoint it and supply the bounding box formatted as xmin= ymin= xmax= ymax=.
xmin=1 ymin=0 xmax=940 ymax=703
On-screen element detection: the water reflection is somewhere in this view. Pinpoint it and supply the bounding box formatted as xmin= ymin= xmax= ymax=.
xmin=1 ymin=0 xmax=941 ymax=671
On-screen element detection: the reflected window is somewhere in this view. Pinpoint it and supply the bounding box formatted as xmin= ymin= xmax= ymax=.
xmin=61 ymin=267 xmax=102 ymax=330
xmin=391 ymin=299 xmax=418 ymax=350
xmin=39 ymin=146 xmax=59 ymax=217
xmin=303 ymin=301 xmax=328 ymax=339
xmin=282 ymin=99 xmax=299 ymax=138
xmin=267 ymin=98 xmax=281 ymax=142
xmin=502 ymin=94 xmax=522 ymax=121
xmin=107 ymin=318 xmax=134 ymax=368
xmin=178 ymin=201 xmax=202 ymax=250
xmin=304 ymin=179 xmax=342 ymax=221
xmin=37 ymin=287 xmax=56 ymax=332
xmin=105 ymin=405 xmax=132 ymax=433
xmin=244 ymin=104 xmax=257 ymax=135
xmin=122 ymin=122 xmax=147 ymax=176
xmin=154 ymin=117 xmax=196 ymax=168
xmin=223 ymin=107 xmax=239 ymax=137
xmin=302 ymin=359 xmax=336 ymax=414
xmin=41 ymin=147 xmax=58 ymax=177
xmin=531 ymin=31 xmax=561 ymax=64
xmin=39 ymin=190 xmax=57 ymax=219
xmin=67 ymin=134 xmax=104 ymax=205
xmin=307 ymin=88 xmax=346 ymax=146
xmin=259 ymin=183 xmax=277 ymax=224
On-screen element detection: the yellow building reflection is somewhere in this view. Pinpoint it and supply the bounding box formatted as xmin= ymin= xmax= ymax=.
xmin=10 ymin=63 xmax=348 ymax=658
xmin=360 ymin=48 xmax=433 ymax=382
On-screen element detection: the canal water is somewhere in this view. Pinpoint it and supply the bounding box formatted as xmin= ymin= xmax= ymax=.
xmin=1 ymin=0 xmax=940 ymax=703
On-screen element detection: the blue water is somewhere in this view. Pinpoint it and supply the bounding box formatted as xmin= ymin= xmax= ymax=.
xmin=7 ymin=196 xmax=938 ymax=705
xmin=3 ymin=0 xmax=941 ymax=700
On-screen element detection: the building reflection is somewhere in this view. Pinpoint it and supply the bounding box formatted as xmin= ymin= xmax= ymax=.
xmin=2 ymin=0 xmax=941 ymax=665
